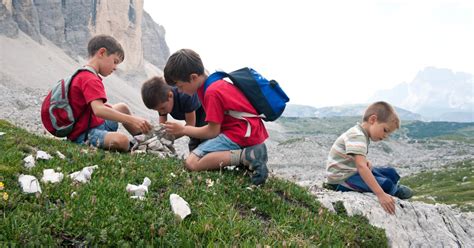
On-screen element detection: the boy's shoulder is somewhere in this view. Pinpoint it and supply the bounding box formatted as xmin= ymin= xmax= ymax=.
xmin=340 ymin=124 xmax=367 ymax=140
xmin=72 ymin=69 xmax=101 ymax=83
xmin=205 ymin=80 xmax=237 ymax=96
xmin=69 ymin=70 xmax=102 ymax=90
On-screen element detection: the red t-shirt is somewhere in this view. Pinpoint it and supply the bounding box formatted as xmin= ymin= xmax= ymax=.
xmin=197 ymin=79 xmax=268 ymax=147
xmin=67 ymin=71 xmax=107 ymax=141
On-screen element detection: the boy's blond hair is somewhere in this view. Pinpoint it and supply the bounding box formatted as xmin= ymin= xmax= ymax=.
xmin=363 ymin=101 xmax=400 ymax=128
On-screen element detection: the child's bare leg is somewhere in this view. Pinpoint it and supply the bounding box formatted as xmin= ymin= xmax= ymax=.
xmin=111 ymin=103 xmax=141 ymax=135
xmin=185 ymin=151 xmax=231 ymax=171
xmin=103 ymin=132 xmax=130 ymax=152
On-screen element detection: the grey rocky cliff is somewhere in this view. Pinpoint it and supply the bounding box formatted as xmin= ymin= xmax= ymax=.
xmin=11 ymin=0 xmax=42 ymax=43
xmin=0 ymin=1 xmax=18 ymax=37
xmin=0 ymin=0 xmax=170 ymax=133
xmin=1 ymin=0 xmax=168 ymax=71
xmin=141 ymin=11 xmax=169 ymax=70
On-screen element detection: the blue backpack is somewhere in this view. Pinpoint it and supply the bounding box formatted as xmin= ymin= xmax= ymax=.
xmin=203 ymin=67 xmax=289 ymax=122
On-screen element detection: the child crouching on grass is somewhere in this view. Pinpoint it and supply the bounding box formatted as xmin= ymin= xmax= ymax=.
xmin=325 ymin=101 xmax=413 ymax=214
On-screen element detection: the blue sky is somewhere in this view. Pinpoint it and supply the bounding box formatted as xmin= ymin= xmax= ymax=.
xmin=144 ymin=0 xmax=473 ymax=107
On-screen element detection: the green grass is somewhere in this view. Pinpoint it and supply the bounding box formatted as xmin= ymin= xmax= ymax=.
xmin=400 ymin=160 xmax=474 ymax=212
xmin=402 ymin=121 xmax=474 ymax=142
xmin=0 ymin=120 xmax=388 ymax=246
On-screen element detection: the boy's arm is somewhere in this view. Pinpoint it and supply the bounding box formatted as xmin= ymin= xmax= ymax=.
xmin=184 ymin=111 xmax=196 ymax=127
xmin=90 ymin=100 xmax=151 ymax=134
xmin=164 ymin=121 xmax=220 ymax=140
xmin=159 ymin=115 xmax=167 ymax=124
xmin=353 ymin=154 xmax=396 ymax=215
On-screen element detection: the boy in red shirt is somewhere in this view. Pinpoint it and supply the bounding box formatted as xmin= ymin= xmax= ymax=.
xmin=67 ymin=35 xmax=151 ymax=151
xmin=163 ymin=49 xmax=269 ymax=185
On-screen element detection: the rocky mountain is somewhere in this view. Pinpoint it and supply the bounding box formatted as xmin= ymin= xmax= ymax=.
xmin=370 ymin=67 xmax=474 ymax=122
xmin=283 ymin=103 xmax=423 ymax=121
xmin=0 ymin=0 xmax=170 ymax=132
xmin=1 ymin=0 xmax=169 ymax=73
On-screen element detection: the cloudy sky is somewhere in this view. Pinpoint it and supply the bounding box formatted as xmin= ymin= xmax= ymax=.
xmin=144 ymin=0 xmax=473 ymax=107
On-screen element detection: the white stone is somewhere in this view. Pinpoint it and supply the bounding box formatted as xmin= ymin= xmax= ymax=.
xmin=23 ymin=154 xmax=35 ymax=168
xmin=126 ymin=177 xmax=151 ymax=198
xmin=56 ymin=151 xmax=66 ymax=159
xmin=36 ymin=150 xmax=52 ymax=160
xmin=41 ymin=169 xmax=64 ymax=183
xmin=170 ymin=193 xmax=191 ymax=220
xmin=18 ymin=174 xmax=41 ymax=193
xmin=69 ymin=165 xmax=99 ymax=183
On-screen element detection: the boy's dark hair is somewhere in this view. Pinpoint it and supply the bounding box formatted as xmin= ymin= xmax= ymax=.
xmin=363 ymin=101 xmax=400 ymax=128
xmin=87 ymin=35 xmax=125 ymax=62
xmin=141 ymin=76 xmax=171 ymax=109
xmin=164 ymin=49 xmax=204 ymax=85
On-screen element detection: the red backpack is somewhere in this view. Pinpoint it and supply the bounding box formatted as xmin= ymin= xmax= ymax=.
xmin=41 ymin=67 xmax=97 ymax=137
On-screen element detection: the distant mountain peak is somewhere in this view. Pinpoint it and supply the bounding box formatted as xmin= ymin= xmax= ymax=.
xmin=370 ymin=67 xmax=473 ymax=122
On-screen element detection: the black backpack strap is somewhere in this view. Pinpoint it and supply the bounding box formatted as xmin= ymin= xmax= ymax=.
xmin=83 ymin=110 xmax=93 ymax=142
xmin=71 ymin=66 xmax=98 ymax=142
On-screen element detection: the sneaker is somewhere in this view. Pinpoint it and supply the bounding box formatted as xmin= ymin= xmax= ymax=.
xmin=322 ymin=182 xmax=338 ymax=191
xmin=395 ymin=185 xmax=413 ymax=199
xmin=243 ymin=143 xmax=269 ymax=185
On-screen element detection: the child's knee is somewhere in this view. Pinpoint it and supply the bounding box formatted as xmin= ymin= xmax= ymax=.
xmin=184 ymin=155 xmax=199 ymax=171
xmin=113 ymin=102 xmax=131 ymax=115
xmin=105 ymin=133 xmax=130 ymax=151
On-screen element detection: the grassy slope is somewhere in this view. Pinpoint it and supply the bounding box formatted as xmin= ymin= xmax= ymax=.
xmin=0 ymin=120 xmax=387 ymax=246
xmin=400 ymin=160 xmax=474 ymax=212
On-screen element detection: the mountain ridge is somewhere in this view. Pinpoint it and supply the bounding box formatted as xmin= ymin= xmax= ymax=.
xmin=370 ymin=66 xmax=473 ymax=122
xmin=283 ymin=103 xmax=424 ymax=121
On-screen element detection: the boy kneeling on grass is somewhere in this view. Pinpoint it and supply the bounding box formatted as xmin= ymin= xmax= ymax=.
xmin=162 ymin=49 xmax=269 ymax=186
xmin=325 ymin=101 xmax=413 ymax=214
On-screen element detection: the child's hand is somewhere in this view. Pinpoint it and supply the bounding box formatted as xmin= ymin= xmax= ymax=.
xmin=131 ymin=117 xmax=152 ymax=134
xmin=376 ymin=192 xmax=395 ymax=215
xmin=367 ymin=161 xmax=373 ymax=170
xmin=164 ymin=122 xmax=185 ymax=136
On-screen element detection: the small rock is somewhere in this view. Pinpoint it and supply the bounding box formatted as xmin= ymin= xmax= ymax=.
xmin=56 ymin=151 xmax=66 ymax=159
xmin=23 ymin=155 xmax=35 ymax=168
xmin=18 ymin=174 xmax=42 ymax=193
xmin=126 ymin=177 xmax=151 ymax=199
xmin=41 ymin=169 xmax=64 ymax=183
xmin=170 ymin=193 xmax=191 ymax=220
xmin=36 ymin=150 xmax=52 ymax=160
xmin=69 ymin=165 xmax=99 ymax=183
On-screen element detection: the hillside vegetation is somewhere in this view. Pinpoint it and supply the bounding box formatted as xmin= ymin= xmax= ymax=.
xmin=401 ymin=160 xmax=474 ymax=212
xmin=276 ymin=117 xmax=474 ymax=142
xmin=0 ymin=120 xmax=387 ymax=246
